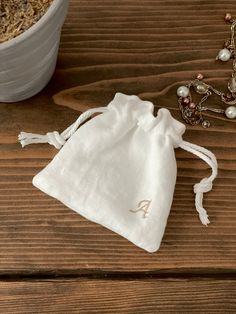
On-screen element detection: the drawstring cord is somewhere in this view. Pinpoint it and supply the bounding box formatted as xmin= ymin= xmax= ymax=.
xmin=179 ymin=140 xmax=218 ymax=226
xmin=18 ymin=107 xmax=108 ymax=149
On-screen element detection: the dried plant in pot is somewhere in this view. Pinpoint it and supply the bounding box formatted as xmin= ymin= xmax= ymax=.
xmin=0 ymin=0 xmax=69 ymax=102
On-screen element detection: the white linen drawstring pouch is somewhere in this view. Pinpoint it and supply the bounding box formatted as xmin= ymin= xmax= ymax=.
xmin=19 ymin=93 xmax=218 ymax=253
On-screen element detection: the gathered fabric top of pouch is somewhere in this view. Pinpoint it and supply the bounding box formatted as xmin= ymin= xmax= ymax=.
xmin=107 ymin=92 xmax=186 ymax=147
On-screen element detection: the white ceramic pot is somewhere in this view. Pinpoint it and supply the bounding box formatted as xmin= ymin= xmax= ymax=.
xmin=0 ymin=0 xmax=69 ymax=103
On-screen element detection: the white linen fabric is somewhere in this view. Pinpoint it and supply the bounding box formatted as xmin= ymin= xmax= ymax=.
xmin=18 ymin=93 xmax=218 ymax=252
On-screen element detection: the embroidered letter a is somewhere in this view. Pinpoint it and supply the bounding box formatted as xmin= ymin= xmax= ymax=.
xmin=130 ymin=200 xmax=151 ymax=218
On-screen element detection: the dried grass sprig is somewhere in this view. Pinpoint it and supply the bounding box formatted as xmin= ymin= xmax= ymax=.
xmin=0 ymin=0 xmax=53 ymax=43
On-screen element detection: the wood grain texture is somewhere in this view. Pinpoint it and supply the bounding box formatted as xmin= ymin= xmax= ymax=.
xmin=0 ymin=278 xmax=235 ymax=313
xmin=0 ymin=0 xmax=235 ymax=276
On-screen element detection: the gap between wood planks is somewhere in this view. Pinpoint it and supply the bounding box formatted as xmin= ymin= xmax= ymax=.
xmin=0 ymin=268 xmax=236 ymax=282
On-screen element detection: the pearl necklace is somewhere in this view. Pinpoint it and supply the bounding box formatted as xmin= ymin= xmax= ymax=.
xmin=177 ymin=13 xmax=236 ymax=128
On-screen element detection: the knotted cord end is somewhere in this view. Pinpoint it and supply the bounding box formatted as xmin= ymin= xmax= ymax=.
xmin=18 ymin=132 xmax=45 ymax=148
xmin=194 ymin=178 xmax=213 ymax=226
xmin=179 ymin=141 xmax=218 ymax=226
xmin=18 ymin=131 xmax=65 ymax=149
xmin=198 ymin=209 xmax=210 ymax=226
xmin=46 ymin=131 xmax=66 ymax=149
xmin=18 ymin=106 xmax=108 ymax=149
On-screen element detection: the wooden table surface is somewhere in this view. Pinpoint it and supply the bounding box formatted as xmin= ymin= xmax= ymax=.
xmin=0 ymin=0 xmax=236 ymax=312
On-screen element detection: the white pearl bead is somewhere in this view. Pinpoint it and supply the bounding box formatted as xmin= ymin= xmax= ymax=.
xmin=225 ymin=106 xmax=236 ymax=119
xmin=217 ymin=48 xmax=231 ymax=61
xmin=177 ymin=86 xmax=189 ymax=97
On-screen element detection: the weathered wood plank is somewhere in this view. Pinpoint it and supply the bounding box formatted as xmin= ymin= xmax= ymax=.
xmin=0 ymin=279 xmax=235 ymax=313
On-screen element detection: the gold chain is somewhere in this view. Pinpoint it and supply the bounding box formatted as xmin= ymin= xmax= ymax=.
xmin=177 ymin=13 xmax=236 ymax=127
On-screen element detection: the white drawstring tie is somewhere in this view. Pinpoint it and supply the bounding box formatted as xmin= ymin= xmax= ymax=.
xmin=18 ymin=107 xmax=108 ymax=149
xmin=179 ymin=141 xmax=218 ymax=226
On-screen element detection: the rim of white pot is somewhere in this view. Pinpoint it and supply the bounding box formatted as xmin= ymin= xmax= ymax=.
xmin=0 ymin=0 xmax=65 ymax=51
